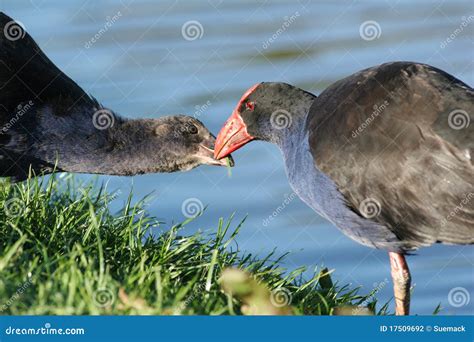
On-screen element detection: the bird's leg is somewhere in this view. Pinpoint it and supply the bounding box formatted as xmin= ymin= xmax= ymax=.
xmin=389 ymin=252 xmax=411 ymax=315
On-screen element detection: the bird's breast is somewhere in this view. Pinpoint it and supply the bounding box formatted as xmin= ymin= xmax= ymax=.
xmin=283 ymin=136 xmax=348 ymax=223
xmin=281 ymin=133 xmax=402 ymax=250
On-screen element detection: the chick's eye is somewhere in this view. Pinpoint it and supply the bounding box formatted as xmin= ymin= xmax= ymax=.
xmin=246 ymin=101 xmax=255 ymax=111
xmin=187 ymin=124 xmax=198 ymax=134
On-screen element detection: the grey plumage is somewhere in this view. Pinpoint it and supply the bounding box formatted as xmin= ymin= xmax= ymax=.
xmin=223 ymin=62 xmax=473 ymax=252
xmin=307 ymin=62 xmax=473 ymax=250
xmin=0 ymin=12 xmax=230 ymax=181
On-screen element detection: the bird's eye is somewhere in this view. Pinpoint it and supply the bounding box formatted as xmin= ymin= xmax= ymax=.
xmin=246 ymin=101 xmax=255 ymax=111
xmin=187 ymin=124 xmax=198 ymax=134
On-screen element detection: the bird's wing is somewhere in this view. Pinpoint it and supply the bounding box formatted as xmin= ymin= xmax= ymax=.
xmin=307 ymin=62 xmax=474 ymax=247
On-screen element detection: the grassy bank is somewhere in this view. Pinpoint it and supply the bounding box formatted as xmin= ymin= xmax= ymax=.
xmin=0 ymin=176 xmax=388 ymax=315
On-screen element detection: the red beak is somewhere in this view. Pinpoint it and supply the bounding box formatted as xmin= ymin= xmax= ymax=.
xmin=214 ymin=110 xmax=254 ymax=160
xmin=214 ymin=83 xmax=261 ymax=160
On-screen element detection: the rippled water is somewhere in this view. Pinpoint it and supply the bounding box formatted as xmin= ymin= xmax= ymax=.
xmin=4 ymin=0 xmax=473 ymax=314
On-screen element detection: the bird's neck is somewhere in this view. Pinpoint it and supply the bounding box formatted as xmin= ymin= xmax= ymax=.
xmin=271 ymin=90 xmax=316 ymax=151
xmin=33 ymin=108 xmax=172 ymax=175
xmin=93 ymin=119 xmax=162 ymax=175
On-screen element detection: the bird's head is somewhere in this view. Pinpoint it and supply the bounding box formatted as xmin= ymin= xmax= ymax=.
xmin=153 ymin=115 xmax=234 ymax=172
xmin=214 ymin=82 xmax=314 ymax=160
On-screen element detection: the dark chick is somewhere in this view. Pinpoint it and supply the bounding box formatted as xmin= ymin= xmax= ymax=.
xmin=215 ymin=62 xmax=473 ymax=315
xmin=0 ymin=12 xmax=232 ymax=181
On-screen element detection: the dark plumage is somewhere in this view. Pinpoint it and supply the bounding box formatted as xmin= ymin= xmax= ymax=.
xmin=307 ymin=62 xmax=473 ymax=249
xmin=0 ymin=12 xmax=231 ymax=181
xmin=214 ymin=61 xmax=473 ymax=314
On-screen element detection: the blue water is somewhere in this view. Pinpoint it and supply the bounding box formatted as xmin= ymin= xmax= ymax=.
xmin=3 ymin=0 xmax=473 ymax=314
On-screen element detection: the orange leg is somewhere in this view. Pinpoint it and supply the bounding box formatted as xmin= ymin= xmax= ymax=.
xmin=389 ymin=252 xmax=411 ymax=315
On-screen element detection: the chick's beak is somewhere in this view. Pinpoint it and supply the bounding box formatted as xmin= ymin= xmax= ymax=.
xmin=214 ymin=110 xmax=254 ymax=160
xmin=198 ymin=135 xmax=235 ymax=167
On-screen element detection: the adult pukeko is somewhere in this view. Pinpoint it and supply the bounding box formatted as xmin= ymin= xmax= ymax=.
xmin=214 ymin=62 xmax=473 ymax=315
xmin=0 ymin=12 xmax=231 ymax=182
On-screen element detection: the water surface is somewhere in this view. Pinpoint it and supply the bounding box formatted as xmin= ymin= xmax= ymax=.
xmin=3 ymin=0 xmax=473 ymax=314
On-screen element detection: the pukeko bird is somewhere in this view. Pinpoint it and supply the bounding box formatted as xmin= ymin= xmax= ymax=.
xmin=0 ymin=12 xmax=231 ymax=182
xmin=214 ymin=62 xmax=473 ymax=315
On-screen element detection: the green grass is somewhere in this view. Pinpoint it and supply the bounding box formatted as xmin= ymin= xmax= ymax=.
xmin=0 ymin=175 xmax=389 ymax=315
